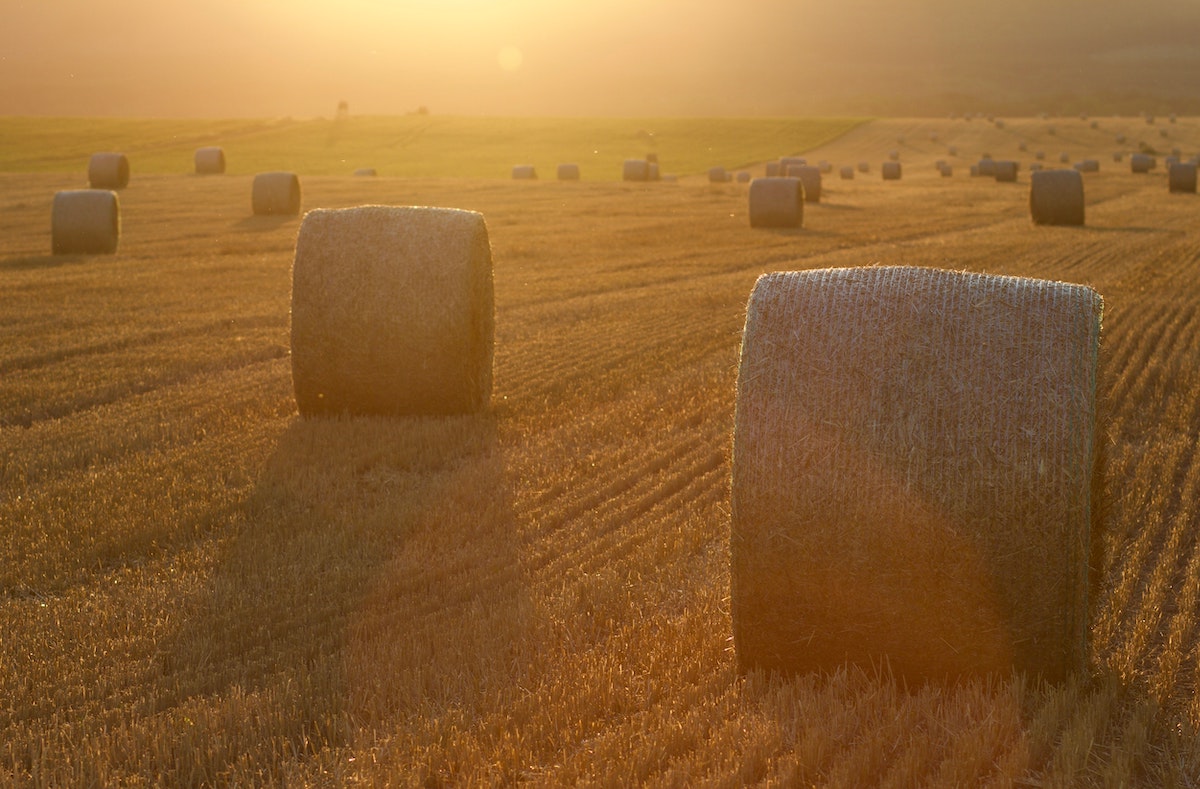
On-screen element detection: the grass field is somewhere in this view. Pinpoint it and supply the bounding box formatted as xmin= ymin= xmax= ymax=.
xmin=4 ymin=114 xmax=1200 ymax=785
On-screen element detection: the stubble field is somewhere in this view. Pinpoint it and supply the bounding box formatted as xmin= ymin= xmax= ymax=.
xmin=3 ymin=115 xmax=1200 ymax=786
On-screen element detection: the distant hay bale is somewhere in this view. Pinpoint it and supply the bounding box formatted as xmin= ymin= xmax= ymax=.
xmin=512 ymin=165 xmax=537 ymax=180
xmin=948 ymin=146 xmax=958 ymax=156
xmin=935 ymin=159 xmax=946 ymax=171
xmin=1029 ymin=162 xmax=1044 ymax=172
xmin=766 ymin=162 xmax=781 ymax=177
xmin=736 ymin=170 xmax=751 ymax=183
xmin=709 ymin=166 xmax=730 ymax=183
xmin=87 ymin=153 xmax=130 ymax=189
xmin=994 ymin=119 xmax=1006 ymax=129
xmin=994 ymin=160 xmax=1018 ymax=182
xmin=786 ymin=165 xmax=822 ymax=203
xmin=1075 ymin=160 xmax=1100 ymax=173
xmin=1047 ymin=126 xmax=1057 ymax=136
xmin=780 ymin=157 xmax=806 ymax=171
xmin=1115 ymin=134 xmax=1127 ymax=144
xmin=1112 ymin=152 xmax=1124 ymax=163
xmin=978 ymin=158 xmax=997 ymax=177
xmin=970 ymin=164 xmax=980 ymax=177
xmin=857 ymin=161 xmax=870 ymax=173
xmin=290 ymin=205 xmax=494 ymax=416
xmin=51 ymin=190 xmax=120 ymax=255
xmin=645 ymin=153 xmax=658 ymax=164
xmin=731 ymin=266 xmax=1102 ymax=682
xmin=648 ymin=162 xmax=660 ymax=181
xmin=940 ymin=164 xmax=953 ymax=177
xmin=1170 ymin=114 xmax=1178 ymax=124
xmin=623 ymin=159 xmax=650 ymax=181
xmin=840 ymin=166 xmax=855 ymax=180
xmin=1090 ymin=121 xmax=1100 ymax=130
xmin=251 ymin=172 xmax=302 ymax=216
xmin=1172 ymin=147 xmax=1183 ymax=158
xmin=929 ymin=132 xmax=939 ymax=142
xmin=353 ymin=168 xmax=378 ymax=177
xmin=1018 ymin=141 xmax=1028 ymax=152
xmin=1160 ymin=129 xmax=1170 ymax=138
xmin=818 ymin=160 xmax=833 ymax=174
xmin=1169 ymin=162 xmax=1198 ymax=194
xmin=1059 ymin=152 xmax=1071 ymax=163
xmin=881 ymin=161 xmax=902 ymax=180
xmin=748 ymin=177 xmax=803 ymax=228
xmin=194 ymin=147 xmax=226 ymax=175
xmin=1035 ymin=151 xmax=1046 ymax=161
xmin=1130 ymin=153 xmax=1155 ymax=174
xmin=1030 ymin=169 xmax=1085 ymax=226
xmin=889 ymin=150 xmax=900 ymax=161
xmin=557 ymin=163 xmax=581 ymax=180
xmin=1146 ymin=115 xmax=1156 ymax=125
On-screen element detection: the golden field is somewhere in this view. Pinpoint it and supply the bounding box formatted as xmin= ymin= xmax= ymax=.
xmin=3 ymin=115 xmax=1200 ymax=786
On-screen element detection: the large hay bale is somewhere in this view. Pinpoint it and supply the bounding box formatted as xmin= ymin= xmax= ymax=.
xmin=623 ymin=159 xmax=650 ymax=181
xmin=731 ymin=265 xmax=1102 ymax=682
xmin=1030 ymin=169 xmax=1085 ymax=226
xmin=557 ymin=163 xmax=581 ymax=180
xmin=1035 ymin=151 xmax=1046 ymax=161
xmin=87 ymin=152 xmax=130 ymax=189
xmin=786 ymin=165 xmax=822 ymax=203
xmin=818 ymin=160 xmax=833 ymax=174
xmin=512 ymin=165 xmax=537 ymax=180
xmin=881 ymin=162 xmax=902 ymax=180
xmin=251 ymin=172 xmax=302 ymax=215
xmin=648 ymin=162 xmax=661 ymax=181
xmin=51 ymin=189 xmax=120 ymax=255
xmin=291 ymin=206 xmax=494 ymax=416
xmin=194 ymin=147 xmax=226 ymax=175
xmin=1169 ymin=162 xmax=1198 ymax=194
xmin=948 ymin=146 xmax=958 ymax=156
xmin=748 ymin=177 xmax=803 ymax=228
xmin=840 ymin=166 xmax=855 ymax=180
xmin=994 ymin=160 xmax=1018 ymax=182
xmin=1059 ymin=152 xmax=1071 ymax=163
xmin=1112 ymin=152 xmax=1124 ymax=163
xmin=1130 ymin=153 xmax=1155 ymax=174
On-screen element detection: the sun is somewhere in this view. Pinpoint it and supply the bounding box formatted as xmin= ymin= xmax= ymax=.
xmin=498 ymin=46 xmax=524 ymax=72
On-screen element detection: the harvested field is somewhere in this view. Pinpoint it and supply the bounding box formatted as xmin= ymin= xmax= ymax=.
xmin=4 ymin=116 xmax=1200 ymax=785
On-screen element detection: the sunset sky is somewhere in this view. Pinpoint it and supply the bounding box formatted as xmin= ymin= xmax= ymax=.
xmin=3 ymin=0 xmax=1199 ymax=117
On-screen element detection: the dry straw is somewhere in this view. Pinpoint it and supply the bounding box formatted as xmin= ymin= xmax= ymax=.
xmin=290 ymin=206 xmax=494 ymax=416
xmin=252 ymin=172 xmax=302 ymax=215
xmin=709 ymin=166 xmax=730 ymax=183
xmin=731 ymin=266 xmax=1102 ymax=682
xmin=1169 ymin=162 xmax=1198 ymax=194
xmin=1031 ymin=169 xmax=1085 ymax=226
xmin=353 ymin=168 xmax=378 ymax=177
xmin=51 ymin=190 xmax=120 ymax=255
xmin=194 ymin=147 xmax=226 ymax=175
xmin=512 ymin=165 xmax=537 ymax=179
xmin=840 ymin=165 xmax=854 ymax=180
xmin=623 ymin=159 xmax=649 ymax=181
xmin=882 ymin=161 xmax=902 ymax=180
xmin=978 ymin=159 xmax=997 ymax=177
xmin=857 ymin=161 xmax=870 ymax=173
xmin=786 ymin=165 xmax=822 ymax=203
xmin=557 ymin=163 xmax=581 ymax=181
xmin=994 ymin=161 xmax=1018 ymax=182
xmin=1130 ymin=154 xmax=1155 ymax=174
xmin=1075 ymin=160 xmax=1100 ymax=174
xmin=88 ymin=153 xmax=130 ymax=189
xmin=748 ymin=177 xmax=803 ymax=228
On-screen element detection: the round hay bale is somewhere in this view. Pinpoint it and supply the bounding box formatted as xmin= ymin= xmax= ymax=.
xmin=1112 ymin=152 xmax=1124 ymax=163
xmin=1074 ymin=160 xmax=1100 ymax=173
xmin=840 ymin=165 xmax=855 ymax=180
xmin=1090 ymin=121 xmax=1099 ymax=129
xmin=940 ymin=164 xmax=953 ymax=177
xmin=970 ymin=164 xmax=980 ymax=177
xmin=645 ymin=152 xmax=658 ymax=164
xmin=857 ymin=161 xmax=870 ymax=173
xmin=765 ymin=161 xmax=781 ymax=177
xmin=977 ymin=158 xmax=997 ymax=178
xmin=888 ymin=150 xmax=900 ymax=161
xmin=51 ymin=189 xmax=120 ymax=255
xmin=786 ymin=165 xmax=822 ymax=203
xmin=512 ymin=165 xmax=537 ymax=180
xmin=1018 ymin=141 xmax=1028 ymax=152
xmin=1059 ymin=152 xmax=1071 ymax=163
xmin=1115 ymin=134 xmax=1127 ymax=144
xmin=881 ymin=161 xmax=902 ymax=180
xmin=557 ymin=163 xmax=581 ymax=180
xmin=1169 ymin=162 xmax=1198 ymax=194
xmin=935 ymin=160 xmax=946 ymax=171
xmin=736 ymin=170 xmax=751 ymax=184
xmin=623 ymin=159 xmax=650 ymax=181
xmin=780 ymin=157 xmax=806 ymax=171
xmin=748 ymin=177 xmax=803 ymax=228
xmin=994 ymin=160 xmax=1018 ymax=182
xmin=818 ymin=160 xmax=833 ymax=175
xmin=194 ymin=147 xmax=226 ymax=175
xmin=1030 ymin=169 xmax=1085 ymax=226
xmin=251 ymin=172 xmax=302 ymax=215
xmin=87 ymin=152 xmax=130 ymax=189
xmin=1029 ymin=162 xmax=1044 ymax=172
xmin=1130 ymin=153 xmax=1155 ymax=174
xmin=1047 ymin=126 xmax=1057 ymax=135
xmin=1160 ymin=129 xmax=1170 ymax=138
xmin=648 ymin=162 xmax=661 ymax=181
xmin=291 ymin=206 xmax=494 ymax=416
xmin=948 ymin=146 xmax=958 ymax=156
xmin=1170 ymin=113 xmax=1178 ymax=124
xmin=731 ymin=266 xmax=1102 ymax=682
xmin=353 ymin=168 xmax=378 ymax=177
xmin=709 ymin=166 xmax=730 ymax=183
xmin=1035 ymin=151 xmax=1046 ymax=161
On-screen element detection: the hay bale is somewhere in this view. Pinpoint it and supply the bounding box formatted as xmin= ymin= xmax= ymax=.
xmin=51 ymin=189 xmax=120 ymax=255
xmin=1035 ymin=151 xmax=1046 ymax=161
xmin=994 ymin=160 xmax=1018 ymax=182
xmin=1047 ymin=126 xmax=1057 ymax=135
xmin=1130 ymin=153 xmax=1155 ymax=174
xmin=786 ymin=165 xmax=822 ymax=203
xmin=353 ymin=168 xmax=378 ymax=177
xmin=648 ymin=162 xmax=661 ymax=181
xmin=87 ymin=152 xmax=130 ymax=189
xmin=194 ymin=147 xmax=226 ymax=175
xmin=1116 ymin=134 xmax=1127 ymax=144
xmin=1169 ymin=162 xmax=1198 ymax=194
xmin=731 ymin=265 xmax=1101 ymax=682
xmin=291 ymin=206 xmax=494 ymax=416
xmin=709 ymin=166 xmax=730 ymax=183
xmin=512 ymin=165 xmax=537 ymax=180
xmin=882 ymin=162 xmax=902 ymax=180
xmin=765 ymin=161 xmax=781 ymax=177
xmin=623 ymin=159 xmax=650 ymax=181
xmin=736 ymin=170 xmax=751 ymax=184
xmin=1018 ymin=141 xmax=1028 ymax=152
xmin=840 ymin=166 xmax=855 ymax=180
xmin=948 ymin=146 xmax=958 ymax=156
xmin=557 ymin=163 xmax=581 ymax=180
xmin=1075 ymin=160 xmax=1100 ymax=173
xmin=888 ymin=150 xmax=900 ymax=161
xmin=940 ymin=164 xmax=953 ymax=177
xmin=251 ymin=172 xmax=302 ymax=215
xmin=748 ymin=177 xmax=803 ymax=228
xmin=1059 ymin=152 xmax=1071 ymax=163
xmin=970 ymin=164 xmax=980 ymax=177
xmin=1029 ymin=162 xmax=1044 ymax=172
xmin=1160 ymin=129 xmax=1170 ymax=138
xmin=818 ymin=160 xmax=833 ymax=175
xmin=1112 ymin=152 xmax=1124 ymax=163
xmin=977 ymin=158 xmax=997 ymax=178
xmin=1030 ymin=169 xmax=1085 ymax=226
xmin=857 ymin=161 xmax=870 ymax=173
xmin=1090 ymin=121 xmax=1100 ymax=129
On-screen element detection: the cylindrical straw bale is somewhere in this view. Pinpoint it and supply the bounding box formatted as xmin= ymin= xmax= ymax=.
xmin=888 ymin=150 xmax=900 ymax=161
xmin=1112 ymin=152 xmax=1123 ymax=163
xmin=1074 ymin=160 xmax=1100 ymax=173
xmin=736 ymin=171 xmax=751 ymax=183
xmin=557 ymin=163 xmax=581 ymax=180
xmin=1035 ymin=151 xmax=1046 ymax=161
xmin=1059 ymin=152 xmax=1071 ymax=163
xmin=709 ymin=166 xmax=730 ymax=183
xmin=1030 ymin=169 xmax=1085 ymax=226
xmin=251 ymin=172 xmax=302 ymax=215
xmin=1169 ymin=162 xmax=1198 ymax=194
xmin=645 ymin=152 xmax=658 ymax=164
xmin=818 ymin=160 xmax=833 ymax=174
xmin=765 ymin=161 xmax=781 ymax=177
xmin=1130 ymin=154 xmax=1154 ymax=174
xmin=623 ymin=159 xmax=650 ymax=181
xmin=51 ymin=190 xmax=120 ymax=255
xmin=194 ymin=147 xmax=226 ymax=175
xmin=940 ymin=164 xmax=953 ymax=177
xmin=88 ymin=153 xmax=130 ymax=189
xmin=731 ymin=266 xmax=1102 ymax=682
xmin=748 ymin=177 xmax=803 ymax=228
xmin=840 ymin=166 xmax=854 ymax=180
xmin=1116 ymin=134 xmax=1127 ymax=144
xmin=353 ymin=168 xmax=378 ymax=177
xmin=291 ymin=206 xmax=494 ymax=416
xmin=1090 ymin=121 xmax=1099 ymax=129
xmin=857 ymin=161 xmax=870 ymax=173
xmin=1029 ymin=163 xmax=1044 ymax=172
xmin=512 ymin=165 xmax=537 ymax=179
xmin=785 ymin=165 xmax=822 ymax=203
xmin=1047 ymin=126 xmax=1057 ymax=135
xmin=994 ymin=160 xmax=1018 ymax=182
xmin=648 ymin=162 xmax=661 ymax=181
xmin=882 ymin=161 xmax=902 ymax=180
xmin=1018 ymin=141 xmax=1028 ymax=152
xmin=977 ymin=159 xmax=996 ymax=177
xmin=948 ymin=146 xmax=958 ymax=156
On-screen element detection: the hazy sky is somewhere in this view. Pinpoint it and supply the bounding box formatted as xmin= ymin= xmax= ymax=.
xmin=3 ymin=0 xmax=1199 ymax=117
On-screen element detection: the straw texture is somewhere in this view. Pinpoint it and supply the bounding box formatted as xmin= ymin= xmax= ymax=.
xmin=709 ymin=166 xmax=730 ymax=183
xmin=786 ymin=165 xmax=822 ymax=203
xmin=623 ymin=160 xmax=649 ymax=181
xmin=512 ymin=165 xmax=537 ymax=180
xmin=1168 ymin=163 xmax=1197 ymax=194
xmin=558 ymin=163 xmax=581 ymax=181
xmin=194 ymin=147 xmax=226 ymax=175
xmin=1130 ymin=154 xmax=1154 ymax=174
xmin=353 ymin=168 xmax=378 ymax=177
xmin=290 ymin=206 xmax=494 ymax=416
xmin=882 ymin=162 xmax=902 ymax=180
xmin=252 ymin=172 xmax=302 ymax=216
xmin=748 ymin=177 xmax=803 ymax=228
xmin=88 ymin=153 xmax=129 ymax=189
xmin=731 ymin=266 xmax=1102 ymax=683
xmin=1031 ymin=169 xmax=1085 ymax=226
xmin=51 ymin=190 xmax=120 ymax=255
xmin=994 ymin=161 xmax=1018 ymax=182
